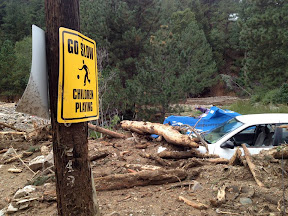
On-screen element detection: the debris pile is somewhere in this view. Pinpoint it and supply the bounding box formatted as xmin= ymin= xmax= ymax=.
xmin=0 ymin=102 xmax=288 ymax=215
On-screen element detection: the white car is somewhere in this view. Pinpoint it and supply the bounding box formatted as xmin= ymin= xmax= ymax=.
xmin=198 ymin=113 xmax=288 ymax=159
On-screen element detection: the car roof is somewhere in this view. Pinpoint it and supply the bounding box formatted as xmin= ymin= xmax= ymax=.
xmin=235 ymin=113 xmax=288 ymax=125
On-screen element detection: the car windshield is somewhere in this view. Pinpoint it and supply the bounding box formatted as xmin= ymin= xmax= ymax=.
xmin=203 ymin=117 xmax=244 ymax=144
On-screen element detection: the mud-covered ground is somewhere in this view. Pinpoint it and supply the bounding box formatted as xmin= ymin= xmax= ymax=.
xmin=0 ymin=99 xmax=288 ymax=216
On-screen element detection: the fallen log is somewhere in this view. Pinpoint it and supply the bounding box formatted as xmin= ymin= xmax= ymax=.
xmin=179 ymin=196 xmax=208 ymax=210
xmin=158 ymin=150 xmax=219 ymax=159
xmin=241 ymin=144 xmax=264 ymax=187
xmin=0 ymin=149 xmax=8 ymax=154
xmin=88 ymin=123 xmax=127 ymax=139
xmin=94 ymin=169 xmax=187 ymax=191
xmin=121 ymin=121 xmax=199 ymax=148
xmin=183 ymin=158 xmax=204 ymax=169
xmin=139 ymin=153 xmax=171 ymax=167
xmin=206 ymin=158 xmax=229 ymax=164
xmin=229 ymin=147 xmax=242 ymax=165
xmin=264 ymin=145 xmax=288 ymax=159
xmin=125 ymin=164 xmax=161 ymax=171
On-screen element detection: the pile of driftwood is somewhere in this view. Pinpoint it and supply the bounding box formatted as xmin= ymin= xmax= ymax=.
xmin=89 ymin=120 xmax=288 ymax=194
xmin=2 ymin=120 xmax=288 ymax=196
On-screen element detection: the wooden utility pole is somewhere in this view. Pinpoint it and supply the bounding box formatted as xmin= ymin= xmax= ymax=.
xmin=45 ymin=1 xmax=99 ymax=215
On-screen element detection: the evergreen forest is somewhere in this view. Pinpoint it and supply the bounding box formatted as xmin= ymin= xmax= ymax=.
xmin=0 ymin=0 xmax=287 ymax=121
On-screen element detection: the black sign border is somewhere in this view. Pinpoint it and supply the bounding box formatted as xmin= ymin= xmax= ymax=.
xmin=60 ymin=30 xmax=98 ymax=121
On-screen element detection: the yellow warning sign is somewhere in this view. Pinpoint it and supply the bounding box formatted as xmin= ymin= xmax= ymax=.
xmin=57 ymin=27 xmax=99 ymax=123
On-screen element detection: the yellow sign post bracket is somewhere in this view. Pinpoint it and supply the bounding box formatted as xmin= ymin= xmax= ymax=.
xmin=57 ymin=27 xmax=99 ymax=123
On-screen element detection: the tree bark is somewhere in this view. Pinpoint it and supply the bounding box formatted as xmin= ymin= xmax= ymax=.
xmin=158 ymin=150 xmax=219 ymax=159
xmin=139 ymin=153 xmax=171 ymax=167
xmin=94 ymin=169 xmax=187 ymax=191
xmin=121 ymin=120 xmax=199 ymax=148
xmin=45 ymin=1 xmax=99 ymax=215
xmin=179 ymin=196 xmax=208 ymax=210
xmin=88 ymin=123 xmax=126 ymax=139
xmin=206 ymin=158 xmax=229 ymax=164
xmin=229 ymin=147 xmax=242 ymax=165
xmin=241 ymin=144 xmax=264 ymax=187
xmin=266 ymin=145 xmax=288 ymax=159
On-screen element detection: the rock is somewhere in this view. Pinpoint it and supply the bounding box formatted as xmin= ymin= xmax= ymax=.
xmin=1 ymin=148 xmax=14 ymax=160
xmin=18 ymin=203 xmax=29 ymax=210
xmin=13 ymin=185 xmax=36 ymax=199
xmin=41 ymin=146 xmax=49 ymax=156
xmin=29 ymin=155 xmax=45 ymax=171
xmin=227 ymin=185 xmax=239 ymax=193
xmin=43 ymin=190 xmax=57 ymax=201
xmin=6 ymin=203 xmax=18 ymax=214
xmin=0 ymin=208 xmax=6 ymax=216
xmin=240 ymin=185 xmax=254 ymax=198
xmin=44 ymin=151 xmax=54 ymax=168
xmin=192 ymin=181 xmax=203 ymax=192
xmin=42 ymin=183 xmax=56 ymax=201
xmin=14 ymin=198 xmax=38 ymax=211
xmin=240 ymin=197 xmax=252 ymax=205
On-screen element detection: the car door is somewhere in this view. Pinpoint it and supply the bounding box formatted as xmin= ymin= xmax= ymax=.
xmin=218 ymin=123 xmax=288 ymax=158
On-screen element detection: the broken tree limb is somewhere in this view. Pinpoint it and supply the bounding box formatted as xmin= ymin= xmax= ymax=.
xmin=179 ymin=196 xmax=208 ymax=210
xmin=241 ymin=144 xmax=264 ymax=187
xmin=0 ymin=131 xmax=26 ymax=140
xmin=158 ymin=150 xmax=219 ymax=159
xmin=183 ymin=125 xmax=209 ymax=153
xmin=229 ymin=147 xmax=242 ymax=165
xmin=0 ymin=149 xmax=8 ymax=154
xmin=125 ymin=164 xmax=161 ymax=171
xmin=206 ymin=158 xmax=229 ymax=164
xmin=94 ymin=169 xmax=187 ymax=191
xmin=3 ymin=151 xmax=33 ymax=164
xmin=279 ymin=125 xmax=288 ymax=129
xmin=121 ymin=121 xmax=199 ymax=148
xmin=139 ymin=153 xmax=171 ymax=167
xmin=89 ymin=150 xmax=109 ymax=162
xmin=9 ymin=147 xmax=35 ymax=174
xmin=0 ymin=122 xmax=26 ymax=132
xmin=88 ymin=123 xmax=127 ymax=139
xmin=264 ymin=145 xmax=288 ymax=159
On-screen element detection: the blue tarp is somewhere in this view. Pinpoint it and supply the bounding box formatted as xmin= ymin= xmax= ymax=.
xmin=163 ymin=106 xmax=241 ymax=133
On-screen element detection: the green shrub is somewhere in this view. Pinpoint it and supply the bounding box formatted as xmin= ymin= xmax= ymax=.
xmin=262 ymin=83 xmax=288 ymax=105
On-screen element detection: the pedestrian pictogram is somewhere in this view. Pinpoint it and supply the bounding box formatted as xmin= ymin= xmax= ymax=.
xmin=57 ymin=27 xmax=99 ymax=123
xmin=78 ymin=60 xmax=90 ymax=86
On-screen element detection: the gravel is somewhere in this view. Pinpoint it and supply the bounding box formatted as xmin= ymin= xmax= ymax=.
xmin=0 ymin=102 xmax=50 ymax=132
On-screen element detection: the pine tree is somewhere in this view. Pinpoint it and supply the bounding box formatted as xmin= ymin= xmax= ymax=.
xmin=12 ymin=36 xmax=32 ymax=95
xmin=239 ymin=0 xmax=288 ymax=91
xmin=128 ymin=9 xmax=216 ymax=120
xmin=0 ymin=40 xmax=16 ymax=98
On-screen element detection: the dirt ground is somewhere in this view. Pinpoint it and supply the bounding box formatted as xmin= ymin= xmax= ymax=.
xmin=1 ymin=99 xmax=288 ymax=216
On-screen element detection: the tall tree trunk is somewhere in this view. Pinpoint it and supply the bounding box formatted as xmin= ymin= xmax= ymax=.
xmin=45 ymin=1 xmax=99 ymax=215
